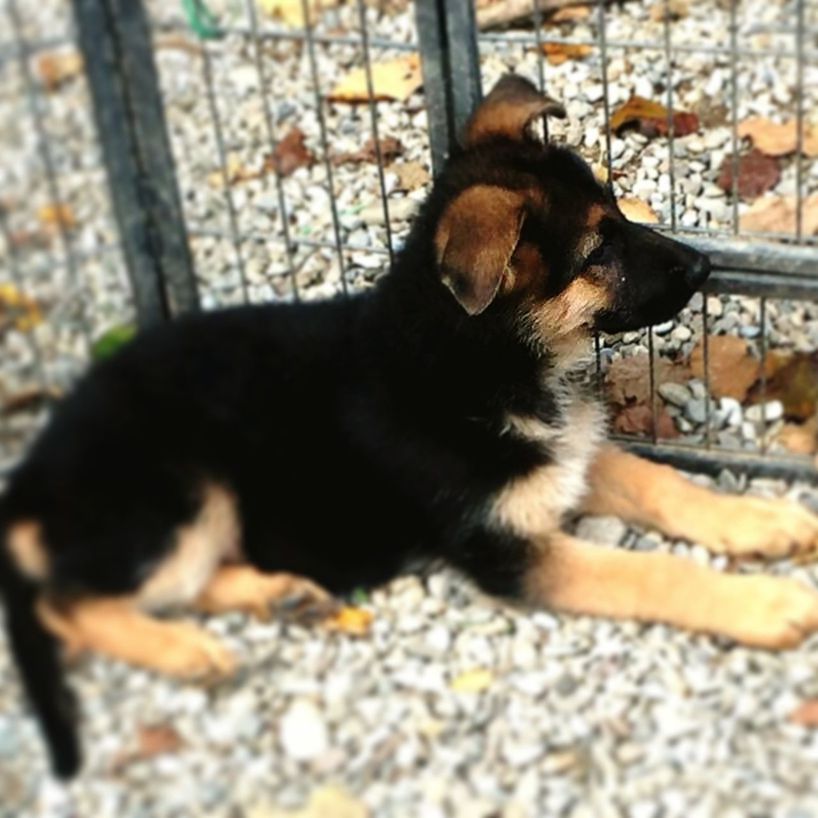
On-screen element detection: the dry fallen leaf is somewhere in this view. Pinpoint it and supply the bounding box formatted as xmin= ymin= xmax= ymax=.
xmin=611 ymin=96 xmax=699 ymax=139
xmin=737 ymin=117 xmax=818 ymax=158
xmin=333 ymin=136 xmax=403 ymax=166
xmin=790 ymin=700 xmax=818 ymax=727
xmin=550 ymin=5 xmax=591 ymax=23
xmin=323 ymin=606 xmax=373 ymax=636
xmin=618 ymin=197 xmax=659 ymax=224
xmin=35 ymin=50 xmax=83 ymax=91
xmin=392 ymin=160 xmax=430 ymax=191
xmin=739 ymin=194 xmax=818 ymax=236
xmin=0 ymin=283 xmax=44 ymax=334
xmin=248 ymin=786 xmax=369 ymax=818
xmin=451 ymin=668 xmax=494 ymax=693
xmin=328 ymin=55 xmax=423 ymax=103
xmin=38 ymin=203 xmax=77 ymax=232
xmin=258 ymin=0 xmax=340 ymax=27
xmin=1 ymin=385 xmax=60 ymax=417
xmin=689 ymin=335 xmax=759 ymax=401
xmin=748 ymin=351 xmax=818 ymax=421
xmin=717 ymin=150 xmax=780 ymax=200
xmin=606 ymin=354 xmax=691 ymax=407
xmin=649 ymin=0 xmax=688 ymax=22
xmin=613 ymin=404 xmax=678 ymax=438
xmin=111 ymin=724 xmax=184 ymax=771
xmin=265 ymin=127 xmax=315 ymax=177
xmin=542 ymin=42 xmax=593 ymax=66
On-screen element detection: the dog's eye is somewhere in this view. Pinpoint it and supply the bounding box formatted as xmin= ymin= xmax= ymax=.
xmin=583 ymin=243 xmax=611 ymax=268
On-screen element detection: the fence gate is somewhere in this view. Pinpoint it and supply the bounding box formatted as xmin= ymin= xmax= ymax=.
xmin=1 ymin=0 xmax=816 ymax=480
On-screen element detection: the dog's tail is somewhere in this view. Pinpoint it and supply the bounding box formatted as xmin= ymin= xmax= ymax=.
xmin=0 ymin=496 xmax=81 ymax=778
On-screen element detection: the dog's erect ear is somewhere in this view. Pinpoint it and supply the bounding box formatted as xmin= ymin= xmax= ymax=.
xmin=435 ymin=185 xmax=527 ymax=316
xmin=464 ymin=75 xmax=566 ymax=148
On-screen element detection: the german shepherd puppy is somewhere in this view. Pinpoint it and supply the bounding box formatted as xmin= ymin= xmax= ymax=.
xmin=3 ymin=76 xmax=818 ymax=779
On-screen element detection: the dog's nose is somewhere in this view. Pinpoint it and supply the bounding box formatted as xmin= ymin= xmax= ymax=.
xmin=683 ymin=254 xmax=710 ymax=289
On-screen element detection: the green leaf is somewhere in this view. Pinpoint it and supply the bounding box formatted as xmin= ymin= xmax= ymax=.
xmin=181 ymin=0 xmax=222 ymax=40
xmin=92 ymin=323 xmax=136 ymax=361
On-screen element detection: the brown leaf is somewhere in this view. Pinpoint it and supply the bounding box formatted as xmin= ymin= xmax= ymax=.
xmin=606 ymin=354 xmax=691 ymax=407
xmin=6 ymin=228 xmax=51 ymax=251
xmin=689 ymin=335 xmax=759 ymax=401
xmin=790 ymin=700 xmax=818 ymax=727
xmin=550 ymin=5 xmax=591 ymax=23
xmin=737 ymin=117 xmax=818 ymax=158
xmin=323 ymin=606 xmax=373 ymax=636
xmin=649 ymin=0 xmax=688 ymax=21
xmin=111 ymin=724 xmax=184 ymax=771
xmin=265 ymin=128 xmax=315 ymax=177
xmin=542 ymin=42 xmax=593 ymax=65
xmin=38 ymin=203 xmax=77 ymax=232
xmin=333 ymin=136 xmax=403 ymax=165
xmin=611 ymin=96 xmax=699 ymax=139
xmin=328 ymin=55 xmax=423 ymax=103
xmin=749 ymin=352 xmax=818 ymax=421
xmin=258 ymin=0 xmax=341 ymax=27
xmin=717 ymin=150 xmax=780 ymax=200
xmin=613 ymin=403 xmax=679 ymax=438
xmin=2 ymin=386 xmax=60 ymax=417
xmin=739 ymin=194 xmax=818 ymax=236
xmin=392 ymin=161 xmax=430 ymax=191
xmin=618 ymin=198 xmax=659 ymax=224
xmin=35 ymin=51 xmax=83 ymax=91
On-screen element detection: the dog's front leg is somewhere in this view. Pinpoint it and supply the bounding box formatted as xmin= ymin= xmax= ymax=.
xmin=522 ymin=532 xmax=818 ymax=649
xmin=581 ymin=445 xmax=818 ymax=558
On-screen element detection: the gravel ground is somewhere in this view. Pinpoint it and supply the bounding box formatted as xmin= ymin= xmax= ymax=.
xmin=2 ymin=0 xmax=818 ymax=815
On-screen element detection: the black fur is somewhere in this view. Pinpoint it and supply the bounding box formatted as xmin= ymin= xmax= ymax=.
xmin=0 ymin=83 xmax=709 ymax=775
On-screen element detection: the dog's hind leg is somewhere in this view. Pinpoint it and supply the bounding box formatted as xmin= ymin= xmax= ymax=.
xmin=37 ymin=596 xmax=236 ymax=680
xmin=581 ymin=445 xmax=818 ymax=558
xmin=194 ymin=565 xmax=332 ymax=620
xmin=524 ymin=532 xmax=818 ymax=649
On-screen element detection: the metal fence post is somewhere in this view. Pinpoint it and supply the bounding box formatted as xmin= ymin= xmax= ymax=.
xmin=71 ymin=0 xmax=199 ymax=327
xmin=415 ymin=0 xmax=482 ymax=174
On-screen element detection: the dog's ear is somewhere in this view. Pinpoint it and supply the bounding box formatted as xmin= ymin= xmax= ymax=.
xmin=464 ymin=74 xmax=565 ymax=148
xmin=435 ymin=185 xmax=527 ymax=316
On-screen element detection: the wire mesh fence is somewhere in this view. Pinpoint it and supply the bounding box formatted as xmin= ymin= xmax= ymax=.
xmin=0 ymin=0 xmax=816 ymax=478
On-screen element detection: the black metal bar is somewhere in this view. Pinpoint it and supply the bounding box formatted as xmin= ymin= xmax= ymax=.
xmin=444 ymin=0 xmax=482 ymax=138
xmin=415 ymin=0 xmax=455 ymax=173
xmin=622 ymin=440 xmax=817 ymax=482
xmin=71 ymin=0 xmax=199 ymax=326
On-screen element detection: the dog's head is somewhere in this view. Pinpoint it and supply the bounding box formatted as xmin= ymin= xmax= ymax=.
xmin=431 ymin=75 xmax=709 ymax=347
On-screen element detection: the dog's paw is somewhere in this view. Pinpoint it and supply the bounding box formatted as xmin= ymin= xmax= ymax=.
xmin=694 ymin=495 xmax=818 ymax=559
xmin=721 ymin=575 xmax=818 ymax=650
xmin=155 ymin=622 xmax=237 ymax=681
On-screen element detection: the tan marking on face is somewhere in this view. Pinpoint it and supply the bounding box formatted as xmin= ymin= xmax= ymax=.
xmin=585 ymin=203 xmax=606 ymax=229
xmin=493 ymin=399 xmax=606 ymax=538
xmin=138 ymin=483 xmax=241 ymax=611
xmin=7 ymin=521 xmax=49 ymax=580
xmin=535 ymin=277 xmax=610 ymax=340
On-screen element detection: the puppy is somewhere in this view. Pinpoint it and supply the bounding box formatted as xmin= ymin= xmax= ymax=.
xmin=3 ymin=75 xmax=818 ymax=778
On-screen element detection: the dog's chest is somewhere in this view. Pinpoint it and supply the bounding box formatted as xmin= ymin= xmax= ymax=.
xmin=492 ymin=387 xmax=606 ymax=538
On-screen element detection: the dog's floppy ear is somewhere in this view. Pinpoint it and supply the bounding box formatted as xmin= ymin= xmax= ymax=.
xmin=464 ymin=74 xmax=565 ymax=148
xmin=435 ymin=185 xmax=527 ymax=316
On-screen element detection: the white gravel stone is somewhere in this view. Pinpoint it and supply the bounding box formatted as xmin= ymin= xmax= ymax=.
xmin=279 ymin=700 xmax=330 ymax=761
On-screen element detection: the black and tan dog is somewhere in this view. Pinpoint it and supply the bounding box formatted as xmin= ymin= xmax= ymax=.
xmin=3 ymin=75 xmax=818 ymax=778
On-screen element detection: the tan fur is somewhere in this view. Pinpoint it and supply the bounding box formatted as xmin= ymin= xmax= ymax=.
xmin=6 ymin=521 xmax=49 ymax=581
xmin=583 ymin=445 xmax=818 ymax=557
xmin=535 ymin=278 xmax=610 ymax=339
xmin=524 ymin=532 xmax=818 ymax=649
xmin=138 ymin=483 xmax=241 ymax=611
xmin=195 ymin=564 xmax=330 ymax=620
xmin=493 ymin=397 xmax=606 ymax=538
xmin=37 ymin=596 xmax=235 ymax=679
